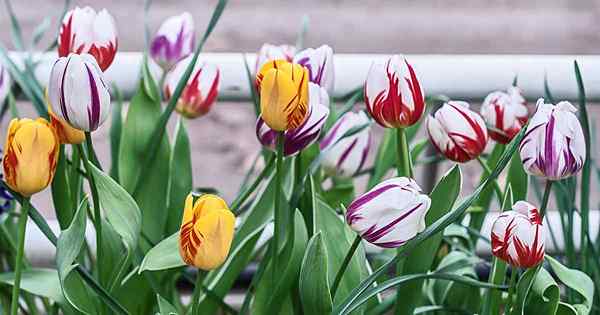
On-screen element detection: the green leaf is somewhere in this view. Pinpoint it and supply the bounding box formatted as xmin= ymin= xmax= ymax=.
xmin=51 ymin=147 xmax=73 ymax=230
xmin=299 ymin=232 xmax=333 ymax=314
xmin=506 ymin=149 xmax=528 ymax=201
xmin=118 ymin=62 xmax=170 ymax=243
xmin=31 ymin=16 xmax=51 ymax=46
xmin=0 ymin=268 xmax=65 ymax=304
xmin=526 ymin=267 xmax=560 ymax=314
xmin=242 ymin=54 xmax=260 ymax=117
xmin=166 ymin=118 xmax=193 ymax=235
xmin=139 ymin=232 xmax=184 ymax=272
xmin=322 ymin=177 xmax=355 ymax=209
xmin=156 ymin=294 xmax=179 ymax=315
xmin=547 ymin=255 xmax=594 ymax=314
xmin=56 ymin=199 xmax=99 ymax=314
xmin=109 ymin=84 xmax=124 ymax=181
xmin=396 ymin=165 xmax=462 ymax=314
xmin=511 ymin=266 xmax=539 ymax=315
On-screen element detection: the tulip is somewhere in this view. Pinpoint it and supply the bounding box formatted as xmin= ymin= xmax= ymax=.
xmin=255 ymin=44 xmax=296 ymax=74
xmin=48 ymin=106 xmax=85 ymax=145
xmin=320 ymin=111 xmax=371 ymax=178
xmin=164 ymin=56 xmax=220 ymax=119
xmin=480 ymin=87 xmax=528 ymax=144
xmin=346 ymin=177 xmax=431 ymax=248
xmin=519 ymin=99 xmax=585 ymax=180
xmin=48 ymin=53 xmax=111 ymax=132
xmin=2 ymin=118 xmax=59 ymax=197
xmin=256 ymin=60 xmax=310 ymax=131
xmin=491 ymin=201 xmax=545 ymax=268
xmin=293 ymin=45 xmax=335 ymax=93
xmin=150 ymin=12 xmax=195 ymax=71
xmin=364 ymin=55 xmax=425 ymax=129
xmin=58 ymin=7 xmax=118 ymax=72
xmin=179 ymin=194 xmax=235 ymax=270
xmin=0 ymin=63 xmax=10 ymax=106
xmin=256 ymin=83 xmax=329 ymax=156
xmin=427 ymin=101 xmax=488 ymax=163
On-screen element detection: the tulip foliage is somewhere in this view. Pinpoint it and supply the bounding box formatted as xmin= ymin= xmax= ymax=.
xmin=0 ymin=2 xmax=598 ymax=315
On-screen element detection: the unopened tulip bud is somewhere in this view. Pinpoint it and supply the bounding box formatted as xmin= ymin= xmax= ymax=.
xmin=519 ymin=99 xmax=585 ymax=180
xmin=164 ymin=56 xmax=220 ymax=119
xmin=2 ymin=118 xmax=59 ymax=196
xmin=293 ymin=45 xmax=335 ymax=93
xmin=480 ymin=87 xmax=528 ymax=144
xmin=346 ymin=177 xmax=431 ymax=248
xmin=427 ymin=101 xmax=488 ymax=163
xmin=48 ymin=54 xmax=111 ymax=132
xmin=150 ymin=12 xmax=195 ymax=71
xmin=179 ymin=194 xmax=235 ymax=270
xmin=491 ymin=201 xmax=545 ymax=268
xmin=364 ymin=55 xmax=425 ymax=128
xmin=58 ymin=6 xmax=118 ymax=71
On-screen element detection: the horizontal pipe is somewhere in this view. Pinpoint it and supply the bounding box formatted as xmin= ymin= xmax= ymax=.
xmin=9 ymin=52 xmax=600 ymax=101
xmin=24 ymin=209 xmax=600 ymax=267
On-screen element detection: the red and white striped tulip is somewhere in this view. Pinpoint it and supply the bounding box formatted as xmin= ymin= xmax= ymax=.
xmin=164 ymin=56 xmax=220 ymax=119
xmin=256 ymin=83 xmax=329 ymax=156
xmin=293 ymin=45 xmax=335 ymax=93
xmin=480 ymin=87 xmax=528 ymax=144
xmin=346 ymin=177 xmax=431 ymax=248
xmin=0 ymin=63 xmax=9 ymax=106
xmin=319 ymin=111 xmax=371 ymax=178
xmin=519 ymin=99 xmax=585 ymax=180
xmin=254 ymin=44 xmax=296 ymax=74
xmin=48 ymin=53 xmax=111 ymax=132
xmin=150 ymin=12 xmax=195 ymax=71
xmin=427 ymin=101 xmax=488 ymax=163
xmin=58 ymin=7 xmax=118 ymax=72
xmin=491 ymin=201 xmax=545 ymax=268
xmin=364 ymin=55 xmax=425 ymax=128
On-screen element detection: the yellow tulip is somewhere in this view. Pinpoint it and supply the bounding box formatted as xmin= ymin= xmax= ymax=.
xmin=178 ymin=193 xmax=235 ymax=270
xmin=256 ymin=60 xmax=309 ymax=131
xmin=2 ymin=118 xmax=60 ymax=196
xmin=48 ymin=107 xmax=85 ymax=144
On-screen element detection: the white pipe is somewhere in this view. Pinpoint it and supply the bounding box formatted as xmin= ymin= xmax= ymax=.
xmin=9 ymin=52 xmax=600 ymax=101
xmin=24 ymin=210 xmax=600 ymax=266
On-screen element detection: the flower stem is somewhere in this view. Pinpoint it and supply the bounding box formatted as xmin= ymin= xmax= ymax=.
xmin=231 ymin=154 xmax=275 ymax=214
xmin=78 ymin=142 xmax=103 ymax=284
xmin=85 ymin=132 xmax=102 ymax=169
xmin=190 ymin=270 xmax=206 ymax=315
xmin=10 ymin=197 xmax=30 ymax=315
xmin=476 ymin=156 xmax=504 ymax=203
xmin=539 ymin=180 xmax=553 ymax=218
xmin=273 ymin=133 xmax=285 ymax=280
xmin=504 ymin=267 xmax=518 ymax=313
xmin=396 ymin=128 xmax=413 ymax=178
xmin=331 ymin=235 xmax=362 ymax=299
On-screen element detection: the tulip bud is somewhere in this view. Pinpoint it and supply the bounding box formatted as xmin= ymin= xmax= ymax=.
xmin=293 ymin=45 xmax=335 ymax=93
xmin=58 ymin=7 xmax=118 ymax=71
xmin=320 ymin=111 xmax=371 ymax=178
xmin=427 ymin=101 xmax=488 ymax=163
xmin=255 ymin=44 xmax=296 ymax=74
xmin=2 ymin=118 xmax=60 ymax=197
xmin=346 ymin=177 xmax=431 ymax=248
xmin=0 ymin=63 xmax=10 ymax=106
xmin=256 ymin=83 xmax=329 ymax=156
xmin=164 ymin=56 xmax=220 ymax=119
xmin=48 ymin=54 xmax=111 ymax=132
xmin=256 ymin=60 xmax=310 ymax=131
xmin=491 ymin=201 xmax=545 ymax=268
xmin=480 ymin=87 xmax=528 ymax=144
xmin=150 ymin=12 xmax=195 ymax=71
xmin=519 ymin=99 xmax=585 ymax=180
xmin=364 ymin=55 xmax=425 ymax=128
xmin=179 ymin=194 xmax=235 ymax=270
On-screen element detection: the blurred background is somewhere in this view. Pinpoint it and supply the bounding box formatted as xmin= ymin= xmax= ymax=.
xmin=2 ymin=0 xmax=600 ymax=217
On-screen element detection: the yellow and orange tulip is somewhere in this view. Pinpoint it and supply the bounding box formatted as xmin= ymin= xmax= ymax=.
xmin=178 ymin=194 xmax=235 ymax=270
xmin=48 ymin=106 xmax=85 ymax=144
xmin=2 ymin=118 xmax=60 ymax=196
xmin=256 ymin=60 xmax=309 ymax=131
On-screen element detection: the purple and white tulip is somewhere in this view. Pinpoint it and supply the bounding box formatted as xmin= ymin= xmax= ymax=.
xmin=519 ymin=99 xmax=585 ymax=180
xmin=256 ymin=83 xmax=330 ymax=156
xmin=293 ymin=45 xmax=335 ymax=93
xmin=0 ymin=63 xmax=10 ymax=106
xmin=346 ymin=177 xmax=431 ymax=248
xmin=320 ymin=111 xmax=371 ymax=178
xmin=254 ymin=43 xmax=296 ymax=74
xmin=150 ymin=12 xmax=195 ymax=71
xmin=48 ymin=53 xmax=110 ymax=131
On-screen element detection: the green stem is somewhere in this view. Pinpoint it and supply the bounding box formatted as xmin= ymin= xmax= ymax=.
xmin=505 ymin=268 xmax=518 ymax=314
xmin=10 ymin=197 xmax=30 ymax=315
xmin=331 ymin=235 xmax=362 ymax=299
xmin=539 ymin=181 xmax=553 ymax=219
xmin=396 ymin=128 xmax=413 ymax=178
xmin=77 ymin=143 xmax=103 ymax=284
xmin=85 ymin=132 xmax=102 ymax=170
xmin=191 ymin=270 xmax=206 ymax=315
xmin=273 ymin=133 xmax=285 ymax=280
xmin=231 ymin=155 xmax=275 ymax=214
xmin=476 ymin=156 xmax=504 ymax=203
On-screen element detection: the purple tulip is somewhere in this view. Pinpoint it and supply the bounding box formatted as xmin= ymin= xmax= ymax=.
xmin=256 ymin=83 xmax=329 ymax=156
xmin=346 ymin=177 xmax=431 ymax=248
xmin=150 ymin=12 xmax=195 ymax=71
xmin=293 ymin=45 xmax=334 ymax=94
